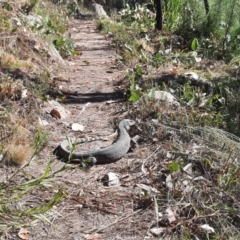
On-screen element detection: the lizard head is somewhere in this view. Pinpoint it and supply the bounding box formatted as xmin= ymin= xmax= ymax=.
xmin=119 ymin=119 xmax=136 ymax=131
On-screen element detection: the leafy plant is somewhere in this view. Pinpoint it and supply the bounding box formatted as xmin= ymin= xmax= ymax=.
xmin=119 ymin=3 xmax=155 ymax=31
xmin=190 ymin=37 xmax=198 ymax=51
xmin=128 ymin=66 xmax=143 ymax=102
xmin=34 ymin=1 xmax=75 ymax=57
xmin=52 ymin=34 xmax=75 ymax=57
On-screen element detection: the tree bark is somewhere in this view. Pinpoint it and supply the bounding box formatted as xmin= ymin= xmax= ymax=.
xmin=203 ymin=0 xmax=210 ymax=15
xmin=154 ymin=0 xmax=162 ymax=30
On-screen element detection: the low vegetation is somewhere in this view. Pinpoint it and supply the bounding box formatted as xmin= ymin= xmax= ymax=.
xmin=0 ymin=0 xmax=72 ymax=237
xmin=1 ymin=0 xmax=240 ymax=239
xmin=97 ymin=1 xmax=240 ymax=238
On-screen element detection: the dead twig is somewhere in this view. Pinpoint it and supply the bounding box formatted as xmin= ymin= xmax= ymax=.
xmin=92 ymin=209 xmax=143 ymax=234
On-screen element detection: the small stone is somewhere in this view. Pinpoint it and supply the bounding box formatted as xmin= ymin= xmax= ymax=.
xmin=102 ymin=172 xmax=120 ymax=187
xmin=148 ymin=90 xmax=180 ymax=107
xmin=71 ymin=123 xmax=84 ymax=132
xmin=38 ymin=117 xmax=49 ymax=126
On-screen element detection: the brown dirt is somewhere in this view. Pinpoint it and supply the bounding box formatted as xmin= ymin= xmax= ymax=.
xmin=2 ymin=5 xmax=240 ymax=240
xmin=26 ymin=19 xmax=153 ymax=240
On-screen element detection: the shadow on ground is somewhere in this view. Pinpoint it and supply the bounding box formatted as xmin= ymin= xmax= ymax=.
xmin=48 ymin=89 xmax=126 ymax=104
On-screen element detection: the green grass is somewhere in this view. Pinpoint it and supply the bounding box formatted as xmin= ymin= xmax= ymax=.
xmin=0 ymin=128 xmax=65 ymax=237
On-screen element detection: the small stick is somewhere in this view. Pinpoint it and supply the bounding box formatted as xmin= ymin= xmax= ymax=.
xmin=94 ymin=209 xmax=143 ymax=233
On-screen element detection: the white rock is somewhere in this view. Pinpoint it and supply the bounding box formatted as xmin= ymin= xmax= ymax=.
xmin=184 ymin=71 xmax=199 ymax=80
xmin=150 ymin=227 xmax=166 ymax=236
xmin=102 ymin=172 xmax=120 ymax=187
xmin=165 ymin=207 xmax=177 ymax=223
xmin=93 ymin=3 xmax=109 ymax=18
xmin=166 ymin=174 xmax=173 ymax=189
xmin=149 ymin=90 xmax=180 ymax=107
xmin=136 ymin=184 xmax=159 ymax=195
xmin=71 ymin=123 xmax=84 ymax=132
xmin=21 ymin=89 xmax=28 ymax=99
xmin=12 ymin=17 xmax=21 ymax=26
xmin=200 ymin=224 xmax=215 ymax=233
xmin=164 ymin=48 xmax=172 ymax=55
xmin=38 ymin=117 xmax=49 ymax=126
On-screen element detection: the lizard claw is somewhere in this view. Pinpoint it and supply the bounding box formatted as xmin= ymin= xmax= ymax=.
xmin=87 ymin=157 xmax=97 ymax=164
xmin=79 ymin=157 xmax=97 ymax=168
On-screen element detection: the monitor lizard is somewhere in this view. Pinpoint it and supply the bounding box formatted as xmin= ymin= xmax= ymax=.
xmin=55 ymin=119 xmax=135 ymax=164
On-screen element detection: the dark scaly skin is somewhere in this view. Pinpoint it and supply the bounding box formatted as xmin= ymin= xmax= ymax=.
xmin=56 ymin=119 xmax=135 ymax=164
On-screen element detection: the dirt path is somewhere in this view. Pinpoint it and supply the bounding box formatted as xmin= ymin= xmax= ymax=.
xmin=28 ymin=19 xmax=153 ymax=240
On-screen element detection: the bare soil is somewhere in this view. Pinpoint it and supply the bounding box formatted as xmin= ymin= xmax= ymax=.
xmin=26 ymin=19 xmax=153 ymax=240
xmin=2 ymin=5 xmax=240 ymax=240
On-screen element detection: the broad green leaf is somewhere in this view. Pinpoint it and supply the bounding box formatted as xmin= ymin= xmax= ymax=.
xmin=191 ymin=38 xmax=198 ymax=51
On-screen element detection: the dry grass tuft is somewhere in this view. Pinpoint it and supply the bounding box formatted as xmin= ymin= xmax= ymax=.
xmin=126 ymin=96 xmax=240 ymax=239
xmin=0 ymin=79 xmax=23 ymax=101
xmin=6 ymin=143 xmax=33 ymax=166
xmin=136 ymin=39 xmax=154 ymax=53
xmin=0 ymin=50 xmax=34 ymax=71
xmin=3 ymin=124 xmax=33 ymax=166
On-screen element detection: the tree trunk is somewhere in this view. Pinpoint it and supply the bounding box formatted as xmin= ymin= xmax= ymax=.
xmin=154 ymin=0 xmax=162 ymax=30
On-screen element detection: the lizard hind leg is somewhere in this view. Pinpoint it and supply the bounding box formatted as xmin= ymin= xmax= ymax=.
xmin=79 ymin=157 xmax=97 ymax=168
